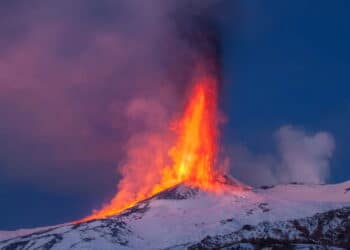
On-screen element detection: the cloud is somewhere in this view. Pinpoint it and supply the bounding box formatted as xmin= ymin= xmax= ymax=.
xmin=229 ymin=125 xmax=335 ymax=186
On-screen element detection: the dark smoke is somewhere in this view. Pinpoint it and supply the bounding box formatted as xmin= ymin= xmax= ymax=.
xmin=0 ymin=0 xmax=231 ymax=195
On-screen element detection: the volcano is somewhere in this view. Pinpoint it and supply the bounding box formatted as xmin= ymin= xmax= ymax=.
xmin=1 ymin=178 xmax=349 ymax=249
xmin=1 ymin=62 xmax=349 ymax=250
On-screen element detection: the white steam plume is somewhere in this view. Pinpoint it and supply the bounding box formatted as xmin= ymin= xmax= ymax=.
xmin=230 ymin=125 xmax=335 ymax=186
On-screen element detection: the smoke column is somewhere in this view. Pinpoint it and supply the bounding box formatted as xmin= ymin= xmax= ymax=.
xmin=0 ymin=0 xmax=228 ymax=192
xmin=79 ymin=1 xmax=235 ymax=221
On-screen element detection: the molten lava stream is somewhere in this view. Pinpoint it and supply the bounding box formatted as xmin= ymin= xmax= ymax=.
xmin=80 ymin=74 xmax=221 ymax=222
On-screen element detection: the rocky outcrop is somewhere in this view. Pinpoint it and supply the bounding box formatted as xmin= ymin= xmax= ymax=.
xmin=189 ymin=207 xmax=350 ymax=250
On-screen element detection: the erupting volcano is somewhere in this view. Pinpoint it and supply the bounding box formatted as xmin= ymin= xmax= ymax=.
xmin=81 ymin=67 xmax=235 ymax=222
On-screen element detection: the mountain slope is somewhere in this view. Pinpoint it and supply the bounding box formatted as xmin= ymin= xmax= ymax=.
xmin=189 ymin=207 xmax=350 ymax=249
xmin=1 ymin=181 xmax=350 ymax=250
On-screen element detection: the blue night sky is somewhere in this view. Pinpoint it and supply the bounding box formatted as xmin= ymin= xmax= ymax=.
xmin=221 ymin=0 xmax=350 ymax=184
xmin=1 ymin=1 xmax=350 ymax=230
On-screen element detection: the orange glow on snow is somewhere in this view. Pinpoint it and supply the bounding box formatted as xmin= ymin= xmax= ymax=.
xmin=80 ymin=69 xmax=225 ymax=222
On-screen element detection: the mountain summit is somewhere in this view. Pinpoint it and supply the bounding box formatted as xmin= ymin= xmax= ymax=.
xmin=1 ymin=180 xmax=350 ymax=249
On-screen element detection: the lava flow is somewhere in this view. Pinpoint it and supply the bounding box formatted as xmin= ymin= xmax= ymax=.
xmin=81 ymin=70 xmax=223 ymax=222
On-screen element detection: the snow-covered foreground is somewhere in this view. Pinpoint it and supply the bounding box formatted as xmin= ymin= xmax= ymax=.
xmin=1 ymin=180 xmax=349 ymax=249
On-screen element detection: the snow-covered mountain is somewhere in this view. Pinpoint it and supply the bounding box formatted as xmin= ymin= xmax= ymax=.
xmin=1 ymin=179 xmax=349 ymax=250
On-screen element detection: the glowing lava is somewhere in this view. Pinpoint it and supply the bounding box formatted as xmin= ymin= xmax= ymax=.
xmin=164 ymin=74 xmax=219 ymax=189
xmin=81 ymin=70 xmax=222 ymax=222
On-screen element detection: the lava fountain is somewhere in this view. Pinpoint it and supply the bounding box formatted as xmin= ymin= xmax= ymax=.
xmin=81 ymin=67 xmax=226 ymax=222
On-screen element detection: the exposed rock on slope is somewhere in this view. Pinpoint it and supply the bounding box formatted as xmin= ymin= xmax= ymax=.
xmin=189 ymin=207 xmax=350 ymax=249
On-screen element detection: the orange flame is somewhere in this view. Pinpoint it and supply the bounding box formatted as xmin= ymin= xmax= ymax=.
xmin=81 ymin=70 xmax=222 ymax=222
xmin=164 ymin=75 xmax=218 ymax=189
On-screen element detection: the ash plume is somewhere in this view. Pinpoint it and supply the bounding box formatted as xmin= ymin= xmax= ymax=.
xmin=0 ymin=0 xmax=229 ymax=198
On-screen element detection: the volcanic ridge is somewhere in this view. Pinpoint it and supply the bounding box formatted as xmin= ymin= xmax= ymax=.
xmin=1 ymin=179 xmax=349 ymax=249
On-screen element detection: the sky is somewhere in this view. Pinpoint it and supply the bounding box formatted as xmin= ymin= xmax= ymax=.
xmin=221 ymin=0 xmax=350 ymax=186
xmin=1 ymin=0 xmax=350 ymax=230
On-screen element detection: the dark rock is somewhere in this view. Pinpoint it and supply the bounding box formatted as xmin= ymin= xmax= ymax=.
xmin=189 ymin=207 xmax=350 ymax=250
xmin=2 ymin=240 xmax=29 ymax=250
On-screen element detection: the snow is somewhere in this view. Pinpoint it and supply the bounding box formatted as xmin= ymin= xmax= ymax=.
xmin=0 ymin=180 xmax=349 ymax=249
xmin=126 ymin=181 xmax=350 ymax=249
xmin=0 ymin=224 xmax=65 ymax=241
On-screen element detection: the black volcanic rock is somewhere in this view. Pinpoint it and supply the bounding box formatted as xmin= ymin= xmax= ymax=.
xmin=155 ymin=184 xmax=200 ymax=200
xmin=189 ymin=207 xmax=350 ymax=250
